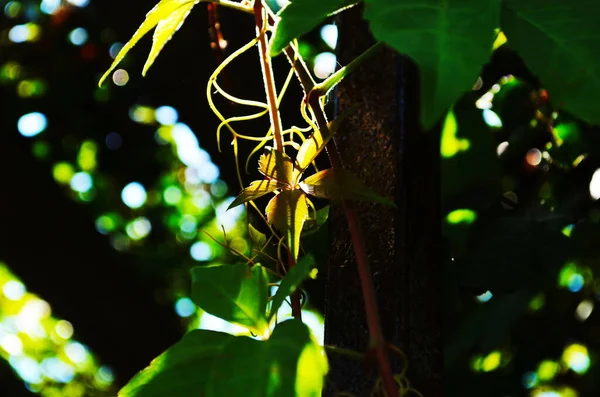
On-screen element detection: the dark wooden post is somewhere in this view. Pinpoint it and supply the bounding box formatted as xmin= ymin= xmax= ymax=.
xmin=324 ymin=6 xmax=442 ymax=396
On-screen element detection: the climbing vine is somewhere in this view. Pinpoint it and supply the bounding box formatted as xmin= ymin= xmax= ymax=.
xmin=99 ymin=0 xmax=600 ymax=396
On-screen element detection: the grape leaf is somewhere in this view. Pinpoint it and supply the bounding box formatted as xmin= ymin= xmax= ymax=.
xmin=295 ymin=104 xmax=359 ymax=173
xmin=270 ymin=0 xmax=359 ymax=56
xmin=300 ymin=168 xmax=395 ymax=206
xmin=501 ymin=0 xmax=600 ymax=125
xmin=99 ymin=0 xmax=198 ymax=86
xmin=266 ymin=190 xmax=308 ymax=260
xmin=258 ymin=149 xmax=297 ymax=186
xmin=363 ymin=0 xmax=499 ymax=129
xmin=118 ymin=330 xmax=233 ymax=397
xmin=206 ymin=320 xmax=328 ymax=397
xmin=190 ymin=263 xmax=269 ymax=334
xmin=228 ymin=180 xmax=281 ymax=210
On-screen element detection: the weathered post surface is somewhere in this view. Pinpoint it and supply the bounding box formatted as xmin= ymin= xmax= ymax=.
xmin=324 ymin=6 xmax=442 ymax=396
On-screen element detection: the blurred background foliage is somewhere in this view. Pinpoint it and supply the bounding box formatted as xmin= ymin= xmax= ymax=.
xmin=2 ymin=0 xmax=600 ymax=397
xmin=0 ymin=0 xmax=334 ymax=395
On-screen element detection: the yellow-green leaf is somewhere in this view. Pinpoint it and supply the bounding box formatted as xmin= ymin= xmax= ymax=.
xmin=295 ymin=104 xmax=359 ymax=173
xmin=228 ymin=180 xmax=281 ymax=210
xmin=300 ymin=168 xmax=396 ymax=206
xmin=258 ymin=149 xmax=296 ymax=186
xmin=98 ymin=0 xmax=198 ymax=86
xmin=266 ymin=190 xmax=308 ymax=260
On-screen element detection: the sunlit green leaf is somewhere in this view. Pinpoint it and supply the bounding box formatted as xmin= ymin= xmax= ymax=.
xmin=119 ymin=330 xmax=234 ymax=397
xmin=363 ymin=0 xmax=499 ymax=129
xmin=295 ymin=105 xmax=359 ymax=173
xmin=269 ymin=254 xmax=316 ymax=321
xmin=206 ymin=320 xmax=328 ymax=397
xmin=190 ymin=263 xmax=269 ymax=334
xmin=266 ymin=190 xmax=308 ymax=260
xmin=300 ymin=168 xmax=395 ymax=206
xmin=248 ymin=223 xmax=267 ymax=249
xmin=501 ymin=0 xmax=600 ymax=125
xmin=99 ymin=0 xmax=198 ymax=86
xmin=228 ymin=180 xmax=281 ymax=210
xmin=302 ymin=205 xmax=329 ymax=237
xmin=270 ymin=0 xmax=358 ymax=56
xmin=258 ymin=149 xmax=297 ymax=186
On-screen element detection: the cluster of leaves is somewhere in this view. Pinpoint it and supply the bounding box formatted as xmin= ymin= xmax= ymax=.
xmin=98 ymin=0 xmax=600 ymax=395
xmin=99 ymin=0 xmax=396 ymax=395
xmin=119 ymin=256 xmax=328 ymax=397
xmin=444 ymin=44 xmax=600 ymax=395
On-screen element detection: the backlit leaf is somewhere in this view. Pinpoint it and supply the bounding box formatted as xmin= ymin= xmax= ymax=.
xmin=118 ymin=330 xmax=233 ymax=397
xmin=228 ymin=180 xmax=281 ymax=210
xmin=270 ymin=0 xmax=358 ymax=56
xmin=258 ymin=149 xmax=296 ymax=186
xmin=363 ymin=0 xmax=499 ymax=129
xmin=300 ymin=168 xmax=395 ymax=206
xmin=501 ymin=0 xmax=600 ymax=125
xmin=190 ymin=263 xmax=269 ymax=334
xmin=206 ymin=320 xmax=328 ymax=397
xmin=295 ymin=104 xmax=359 ymax=173
xmin=99 ymin=0 xmax=198 ymax=86
xmin=302 ymin=205 xmax=329 ymax=237
xmin=266 ymin=190 xmax=308 ymax=260
xmin=248 ymin=223 xmax=267 ymax=249
xmin=269 ymin=254 xmax=316 ymax=321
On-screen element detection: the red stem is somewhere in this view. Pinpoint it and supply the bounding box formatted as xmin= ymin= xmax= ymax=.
xmin=308 ymin=96 xmax=397 ymax=397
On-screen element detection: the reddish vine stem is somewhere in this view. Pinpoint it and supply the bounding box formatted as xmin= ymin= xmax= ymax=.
xmin=282 ymin=46 xmax=398 ymax=397
xmin=253 ymin=0 xmax=285 ymax=152
xmin=254 ymin=0 xmax=303 ymax=319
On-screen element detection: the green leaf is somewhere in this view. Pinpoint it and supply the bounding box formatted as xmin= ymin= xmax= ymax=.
xmin=206 ymin=320 xmax=328 ymax=397
xmin=228 ymin=180 xmax=281 ymax=210
xmin=363 ymin=0 xmax=499 ymax=129
xmin=98 ymin=0 xmax=198 ymax=86
xmin=295 ymin=104 xmax=359 ymax=173
xmin=118 ymin=330 xmax=234 ymax=397
xmin=270 ymin=0 xmax=358 ymax=56
xmin=501 ymin=0 xmax=600 ymax=125
xmin=248 ymin=223 xmax=268 ymax=249
xmin=190 ymin=263 xmax=269 ymax=334
xmin=300 ymin=168 xmax=395 ymax=206
xmin=258 ymin=149 xmax=297 ymax=186
xmin=302 ymin=205 xmax=329 ymax=237
xmin=266 ymin=190 xmax=308 ymax=260
xmin=269 ymin=254 xmax=316 ymax=321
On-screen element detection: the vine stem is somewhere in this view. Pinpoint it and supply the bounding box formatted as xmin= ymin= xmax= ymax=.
xmin=220 ymin=2 xmax=397 ymax=393
xmin=283 ymin=45 xmax=399 ymax=397
xmin=253 ymin=0 xmax=285 ymax=152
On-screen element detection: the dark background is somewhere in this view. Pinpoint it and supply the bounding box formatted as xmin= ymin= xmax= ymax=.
xmin=0 ymin=1 xmax=307 ymax=394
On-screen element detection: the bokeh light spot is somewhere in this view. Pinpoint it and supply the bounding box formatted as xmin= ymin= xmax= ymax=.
xmin=562 ymin=343 xmax=590 ymax=374
xmin=320 ymin=24 xmax=338 ymax=49
xmin=121 ymin=182 xmax=147 ymax=209
xmin=18 ymin=112 xmax=47 ymax=137
xmin=112 ymin=69 xmax=129 ymax=86
xmin=190 ymin=241 xmax=212 ymax=261
xmin=175 ymin=297 xmax=196 ymax=317
xmin=70 ymin=172 xmax=93 ymax=193
xmin=155 ymin=106 xmax=178 ymax=125
xmin=313 ymin=52 xmax=336 ymax=79
xmin=68 ymin=28 xmax=88 ymax=46
xmin=3 ymin=280 xmax=26 ymax=300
